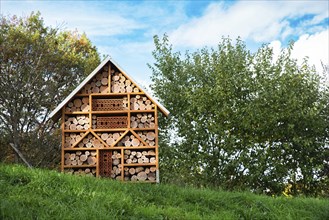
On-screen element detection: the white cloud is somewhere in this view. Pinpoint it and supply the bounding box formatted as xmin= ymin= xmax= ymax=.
xmin=169 ymin=1 xmax=328 ymax=48
xmin=292 ymin=30 xmax=329 ymax=73
xmin=2 ymin=1 xmax=145 ymax=36
xmin=2 ymin=0 xmax=328 ymax=83
xmin=269 ymin=30 xmax=329 ymax=74
xmin=269 ymin=40 xmax=282 ymax=62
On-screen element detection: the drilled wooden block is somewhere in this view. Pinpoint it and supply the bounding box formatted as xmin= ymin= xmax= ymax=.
xmin=92 ymin=99 xmax=124 ymax=111
xmin=96 ymin=116 xmax=127 ymax=129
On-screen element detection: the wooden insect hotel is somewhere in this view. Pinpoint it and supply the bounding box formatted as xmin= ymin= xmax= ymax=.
xmin=49 ymin=57 xmax=169 ymax=182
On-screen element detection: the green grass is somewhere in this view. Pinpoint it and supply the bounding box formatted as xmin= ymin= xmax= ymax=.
xmin=0 ymin=164 xmax=328 ymax=220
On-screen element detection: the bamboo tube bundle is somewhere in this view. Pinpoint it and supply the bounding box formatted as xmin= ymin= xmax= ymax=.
xmin=64 ymin=115 xmax=90 ymax=130
xmin=110 ymin=150 xmax=122 ymax=179
xmin=124 ymin=166 xmax=157 ymax=182
xmin=65 ymin=97 xmax=90 ymax=112
xmin=130 ymin=95 xmax=155 ymax=111
xmin=124 ymin=149 xmax=156 ymax=164
xmin=136 ymin=131 xmax=156 ymax=146
xmin=64 ymin=150 xmax=97 ymax=166
xmin=110 ymin=71 xmax=140 ymax=93
xmin=64 ymin=168 xmax=96 ymax=177
xmin=117 ymin=133 xmax=143 ymax=147
xmin=96 ymin=132 xmax=123 ymax=147
xmin=130 ymin=113 xmax=155 ymax=129
xmin=64 ymin=132 xmax=85 ymax=148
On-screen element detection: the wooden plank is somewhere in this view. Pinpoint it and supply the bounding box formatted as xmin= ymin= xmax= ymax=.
xmin=108 ymin=63 xmax=111 ymax=93
xmin=154 ymin=105 xmax=159 ymax=182
xmin=61 ymin=108 xmax=65 ymax=172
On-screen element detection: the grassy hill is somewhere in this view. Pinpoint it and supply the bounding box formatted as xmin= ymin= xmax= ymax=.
xmin=0 ymin=164 xmax=328 ymax=220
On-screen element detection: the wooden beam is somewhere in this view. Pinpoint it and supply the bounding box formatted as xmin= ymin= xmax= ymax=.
xmin=9 ymin=143 xmax=33 ymax=168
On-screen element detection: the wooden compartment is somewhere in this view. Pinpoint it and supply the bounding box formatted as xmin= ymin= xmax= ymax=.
xmin=130 ymin=113 xmax=155 ymax=129
xmin=136 ymin=131 xmax=156 ymax=146
xmin=65 ymin=97 xmax=90 ymax=112
xmin=64 ymin=132 xmax=85 ymax=148
xmin=64 ymin=168 xmax=96 ymax=177
xmin=124 ymin=166 xmax=156 ymax=182
xmin=96 ymin=132 xmax=124 ymax=147
xmin=130 ymin=95 xmax=155 ymax=110
xmin=79 ymin=65 xmax=109 ymax=94
xmin=111 ymin=71 xmax=139 ymax=93
xmin=72 ymin=133 xmax=104 ymax=148
xmin=124 ymin=149 xmax=156 ymax=164
xmin=99 ymin=150 xmax=122 ymax=179
xmin=92 ymin=115 xmax=128 ymax=129
xmin=116 ymin=132 xmax=144 ymax=147
xmin=64 ymin=150 xmax=97 ymax=166
xmin=64 ymin=115 xmax=89 ymax=130
xmin=92 ymin=98 xmax=128 ymax=111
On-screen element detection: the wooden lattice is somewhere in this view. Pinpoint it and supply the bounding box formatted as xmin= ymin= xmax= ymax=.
xmin=96 ymin=116 xmax=127 ymax=129
xmin=92 ymin=99 xmax=124 ymax=111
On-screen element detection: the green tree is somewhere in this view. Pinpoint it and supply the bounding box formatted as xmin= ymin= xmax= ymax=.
xmin=0 ymin=12 xmax=100 ymax=168
xmin=149 ymin=35 xmax=329 ymax=196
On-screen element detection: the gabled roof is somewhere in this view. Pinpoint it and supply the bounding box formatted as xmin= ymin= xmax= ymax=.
xmin=49 ymin=56 xmax=170 ymax=121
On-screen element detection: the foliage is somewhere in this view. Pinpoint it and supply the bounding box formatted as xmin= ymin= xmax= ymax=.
xmin=0 ymin=12 xmax=100 ymax=167
xmin=1 ymin=164 xmax=328 ymax=220
xmin=149 ymin=35 xmax=329 ymax=196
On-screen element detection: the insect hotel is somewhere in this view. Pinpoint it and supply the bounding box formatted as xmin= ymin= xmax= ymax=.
xmin=49 ymin=57 xmax=169 ymax=182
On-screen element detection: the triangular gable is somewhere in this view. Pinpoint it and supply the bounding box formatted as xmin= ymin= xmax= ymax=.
xmin=49 ymin=56 xmax=170 ymax=121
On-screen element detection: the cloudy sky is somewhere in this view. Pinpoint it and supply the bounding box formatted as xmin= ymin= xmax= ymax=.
xmin=1 ymin=0 xmax=328 ymax=86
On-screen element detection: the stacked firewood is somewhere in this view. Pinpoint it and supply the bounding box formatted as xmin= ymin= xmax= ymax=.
xmin=130 ymin=95 xmax=155 ymax=110
xmin=111 ymin=150 xmax=122 ymax=180
xmin=64 ymin=133 xmax=84 ymax=148
xmin=79 ymin=66 xmax=109 ymax=94
xmin=64 ymin=168 xmax=96 ymax=177
xmin=124 ymin=149 xmax=156 ymax=164
xmin=130 ymin=113 xmax=155 ymax=129
xmin=111 ymin=71 xmax=140 ymax=93
xmin=64 ymin=151 xmax=97 ymax=166
xmin=81 ymin=134 xmax=105 ymax=148
xmin=97 ymin=132 xmax=124 ymax=146
xmin=65 ymin=115 xmax=89 ymax=130
xmin=65 ymin=97 xmax=89 ymax=112
xmin=117 ymin=133 xmax=143 ymax=147
xmin=124 ymin=166 xmax=156 ymax=182
xmin=136 ymin=131 xmax=156 ymax=146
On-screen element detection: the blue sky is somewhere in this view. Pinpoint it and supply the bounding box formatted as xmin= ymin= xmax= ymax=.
xmin=1 ymin=0 xmax=328 ymax=87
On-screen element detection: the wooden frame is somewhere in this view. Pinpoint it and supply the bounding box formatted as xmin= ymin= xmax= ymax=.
xmin=57 ymin=60 xmax=167 ymax=182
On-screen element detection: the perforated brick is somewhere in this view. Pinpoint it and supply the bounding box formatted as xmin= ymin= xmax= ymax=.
xmin=92 ymin=99 xmax=124 ymax=111
xmin=96 ymin=116 xmax=127 ymax=129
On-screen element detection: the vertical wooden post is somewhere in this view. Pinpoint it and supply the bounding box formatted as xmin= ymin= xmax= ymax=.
xmin=121 ymin=148 xmax=124 ymax=181
xmin=108 ymin=63 xmax=111 ymax=93
xmin=127 ymin=94 xmax=131 ymax=129
xmin=96 ymin=149 xmax=99 ymax=177
xmin=154 ymin=105 xmax=159 ymax=183
xmin=61 ymin=108 xmax=65 ymax=172
xmin=89 ymin=94 xmax=92 ymax=127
